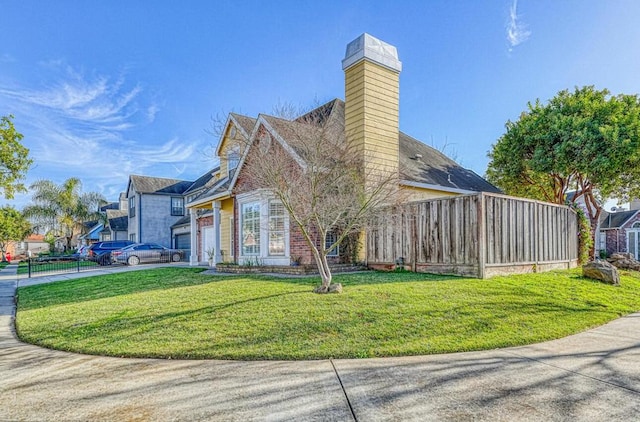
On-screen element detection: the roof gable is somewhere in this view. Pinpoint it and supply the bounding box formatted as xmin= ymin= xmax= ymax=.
xmin=189 ymin=98 xmax=500 ymax=205
xmin=129 ymin=175 xmax=193 ymax=195
xmin=600 ymin=210 xmax=640 ymax=229
xmin=214 ymin=113 xmax=256 ymax=158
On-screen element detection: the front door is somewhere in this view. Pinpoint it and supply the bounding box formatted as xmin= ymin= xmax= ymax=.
xmin=201 ymin=226 xmax=215 ymax=263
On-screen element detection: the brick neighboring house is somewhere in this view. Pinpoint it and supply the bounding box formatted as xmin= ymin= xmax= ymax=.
xmin=126 ymin=168 xmax=219 ymax=248
xmin=600 ymin=207 xmax=640 ymax=259
xmin=186 ymin=33 xmax=500 ymax=267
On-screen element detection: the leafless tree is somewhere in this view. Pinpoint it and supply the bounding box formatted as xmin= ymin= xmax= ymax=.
xmin=237 ymin=103 xmax=400 ymax=292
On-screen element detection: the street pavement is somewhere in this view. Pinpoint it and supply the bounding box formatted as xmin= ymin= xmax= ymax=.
xmin=1 ymin=263 xmax=639 ymax=421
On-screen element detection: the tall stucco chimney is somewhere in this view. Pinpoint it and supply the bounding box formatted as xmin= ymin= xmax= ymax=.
xmin=630 ymin=198 xmax=640 ymax=211
xmin=342 ymin=33 xmax=402 ymax=178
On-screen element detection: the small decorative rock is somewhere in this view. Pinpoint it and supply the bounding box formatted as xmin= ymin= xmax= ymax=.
xmin=582 ymin=261 xmax=620 ymax=286
xmin=607 ymin=253 xmax=640 ymax=271
xmin=328 ymin=283 xmax=343 ymax=293
xmin=313 ymin=283 xmax=343 ymax=294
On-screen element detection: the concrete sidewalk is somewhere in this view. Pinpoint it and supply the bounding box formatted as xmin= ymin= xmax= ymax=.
xmin=0 ymin=264 xmax=639 ymax=421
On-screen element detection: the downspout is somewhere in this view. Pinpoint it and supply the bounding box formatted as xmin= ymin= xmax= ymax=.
xmin=138 ymin=194 xmax=142 ymax=243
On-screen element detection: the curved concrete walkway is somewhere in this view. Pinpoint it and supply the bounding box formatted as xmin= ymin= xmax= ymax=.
xmin=1 ymin=264 xmax=639 ymax=421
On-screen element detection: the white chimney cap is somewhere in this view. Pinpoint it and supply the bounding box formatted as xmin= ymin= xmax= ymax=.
xmin=342 ymin=33 xmax=402 ymax=73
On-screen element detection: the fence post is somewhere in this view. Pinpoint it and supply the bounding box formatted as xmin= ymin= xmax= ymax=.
xmin=77 ymin=256 xmax=81 ymax=273
xmin=477 ymin=193 xmax=486 ymax=279
xmin=28 ymin=258 xmax=32 ymax=278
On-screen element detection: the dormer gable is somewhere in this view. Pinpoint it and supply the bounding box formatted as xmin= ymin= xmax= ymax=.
xmin=216 ymin=113 xmax=256 ymax=177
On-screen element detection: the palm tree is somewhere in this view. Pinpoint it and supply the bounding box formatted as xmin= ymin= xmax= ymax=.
xmin=23 ymin=178 xmax=106 ymax=252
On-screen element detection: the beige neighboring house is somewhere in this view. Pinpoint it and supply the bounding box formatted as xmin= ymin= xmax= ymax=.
xmin=11 ymin=234 xmax=50 ymax=257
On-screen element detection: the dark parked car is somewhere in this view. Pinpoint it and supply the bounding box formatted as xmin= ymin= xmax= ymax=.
xmin=111 ymin=243 xmax=184 ymax=266
xmin=88 ymin=240 xmax=135 ymax=265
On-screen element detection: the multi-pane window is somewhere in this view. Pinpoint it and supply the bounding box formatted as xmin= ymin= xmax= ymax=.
xmin=171 ymin=197 xmax=184 ymax=216
xmin=129 ymin=196 xmax=135 ymax=217
xmin=242 ymin=203 xmax=260 ymax=255
xmin=325 ymin=231 xmax=339 ymax=257
xmin=269 ymin=202 xmax=285 ymax=255
xmin=129 ymin=233 xmax=136 ymax=242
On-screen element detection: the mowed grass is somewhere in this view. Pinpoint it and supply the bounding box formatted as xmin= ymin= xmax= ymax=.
xmin=15 ymin=267 xmax=640 ymax=360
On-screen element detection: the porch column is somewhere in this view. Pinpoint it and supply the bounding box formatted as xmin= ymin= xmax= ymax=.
xmin=189 ymin=208 xmax=198 ymax=266
xmin=213 ymin=200 xmax=222 ymax=264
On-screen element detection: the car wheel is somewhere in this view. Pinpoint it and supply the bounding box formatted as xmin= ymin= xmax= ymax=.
xmin=171 ymin=253 xmax=181 ymax=262
xmin=127 ymin=255 xmax=140 ymax=266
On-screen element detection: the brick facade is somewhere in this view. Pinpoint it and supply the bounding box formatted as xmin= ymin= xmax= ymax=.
xmin=602 ymin=212 xmax=640 ymax=257
xmin=196 ymin=215 xmax=213 ymax=262
xmin=231 ymin=129 xmax=343 ymax=266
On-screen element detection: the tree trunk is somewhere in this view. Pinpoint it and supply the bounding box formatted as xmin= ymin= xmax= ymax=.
xmin=310 ymin=247 xmax=333 ymax=293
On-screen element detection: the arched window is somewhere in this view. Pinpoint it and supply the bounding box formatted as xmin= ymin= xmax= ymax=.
xmin=633 ymin=222 xmax=640 ymax=229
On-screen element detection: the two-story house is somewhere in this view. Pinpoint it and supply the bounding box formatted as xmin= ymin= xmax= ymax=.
xmin=185 ymin=33 xmax=500 ymax=266
xmin=125 ymin=168 xmax=219 ymax=248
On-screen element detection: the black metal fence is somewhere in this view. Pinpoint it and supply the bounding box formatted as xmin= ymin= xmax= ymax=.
xmin=21 ymin=249 xmax=190 ymax=278
xmin=21 ymin=256 xmax=103 ymax=278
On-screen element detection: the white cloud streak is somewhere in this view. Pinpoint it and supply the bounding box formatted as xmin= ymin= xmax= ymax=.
xmin=506 ymin=0 xmax=531 ymax=51
xmin=0 ymin=61 xmax=208 ymax=208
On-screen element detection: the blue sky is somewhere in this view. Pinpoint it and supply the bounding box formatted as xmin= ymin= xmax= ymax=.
xmin=2 ymin=1 xmax=640 ymax=209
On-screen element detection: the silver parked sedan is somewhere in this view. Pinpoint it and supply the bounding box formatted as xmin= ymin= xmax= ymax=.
xmin=111 ymin=243 xmax=184 ymax=265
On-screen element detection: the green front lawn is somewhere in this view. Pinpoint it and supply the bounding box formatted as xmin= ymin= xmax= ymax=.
xmin=15 ymin=268 xmax=640 ymax=360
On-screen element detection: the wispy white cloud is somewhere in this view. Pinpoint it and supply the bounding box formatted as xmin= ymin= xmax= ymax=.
xmin=506 ymin=0 xmax=531 ymax=51
xmin=0 ymin=60 xmax=208 ymax=208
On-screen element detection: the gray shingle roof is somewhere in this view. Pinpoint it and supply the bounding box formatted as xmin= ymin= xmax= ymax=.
xmin=188 ymin=169 xmax=236 ymax=205
xmin=230 ymin=113 xmax=257 ymax=136
xmin=171 ymin=215 xmax=191 ymax=228
xmin=130 ymin=175 xmax=193 ymax=195
xmin=106 ymin=209 xmax=128 ymax=232
xmin=399 ymin=132 xmax=501 ymax=193
xmin=600 ymin=210 xmax=639 ymax=229
xmin=193 ymin=99 xmax=499 ymax=204
xmin=267 ymin=99 xmax=500 ymax=194
xmin=184 ymin=166 xmax=220 ymax=195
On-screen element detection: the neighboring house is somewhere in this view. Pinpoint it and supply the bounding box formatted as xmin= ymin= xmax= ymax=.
xmin=78 ymin=220 xmax=102 ymax=246
xmin=600 ymin=206 xmax=640 ymax=259
xmin=101 ymin=209 xmax=129 ymax=241
xmin=186 ymin=33 xmax=500 ymax=266
xmin=8 ymin=234 xmax=50 ymax=257
xmin=126 ymin=168 xmax=219 ymax=248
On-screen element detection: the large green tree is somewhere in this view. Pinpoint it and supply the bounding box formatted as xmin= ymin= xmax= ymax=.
xmin=23 ymin=178 xmax=106 ymax=252
xmin=487 ymin=86 xmax=640 ymax=255
xmin=0 ymin=115 xmax=32 ymax=199
xmin=0 ymin=206 xmax=31 ymax=261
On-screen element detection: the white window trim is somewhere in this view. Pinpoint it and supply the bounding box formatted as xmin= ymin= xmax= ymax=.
xmin=230 ymin=217 xmax=235 ymax=261
xmin=628 ymin=228 xmax=640 ymax=260
xmin=237 ymin=190 xmax=290 ymax=265
xmin=326 ymin=231 xmax=339 ymax=257
xmin=240 ymin=201 xmax=261 ymax=256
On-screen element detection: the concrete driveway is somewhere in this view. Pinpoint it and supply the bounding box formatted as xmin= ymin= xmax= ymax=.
xmin=1 ymin=264 xmax=639 ymax=421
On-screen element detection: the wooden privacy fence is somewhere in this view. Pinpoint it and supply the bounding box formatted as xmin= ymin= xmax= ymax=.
xmin=367 ymin=192 xmax=579 ymax=278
